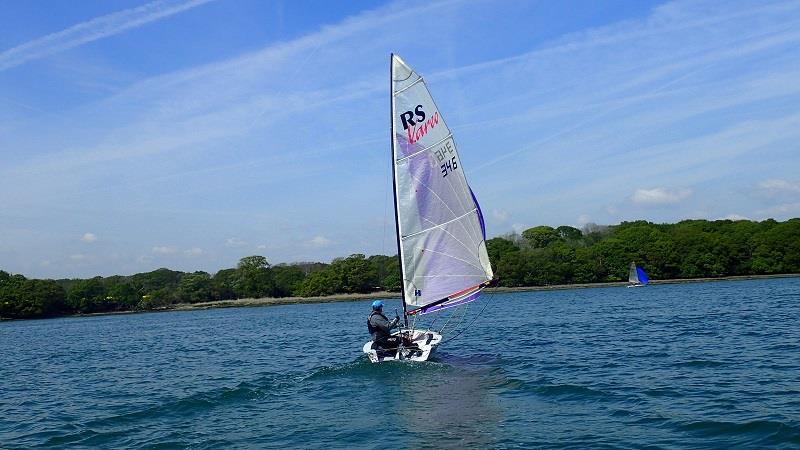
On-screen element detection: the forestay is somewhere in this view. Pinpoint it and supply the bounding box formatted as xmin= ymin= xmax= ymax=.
xmin=391 ymin=55 xmax=493 ymax=316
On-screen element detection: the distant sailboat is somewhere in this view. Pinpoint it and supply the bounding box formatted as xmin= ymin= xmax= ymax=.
xmin=627 ymin=262 xmax=649 ymax=287
xmin=363 ymin=54 xmax=495 ymax=363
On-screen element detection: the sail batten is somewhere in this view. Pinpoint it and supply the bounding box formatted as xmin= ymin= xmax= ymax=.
xmin=391 ymin=54 xmax=493 ymax=310
xmin=396 ymin=133 xmax=454 ymax=163
xmin=393 ymin=77 xmax=425 ymax=95
xmin=403 ymin=207 xmax=479 ymax=239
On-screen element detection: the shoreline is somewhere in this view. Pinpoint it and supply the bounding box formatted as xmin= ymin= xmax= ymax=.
xmin=166 ymin=273 xmax=800 ymax=311
xmin=3 ymin=273 xmax=798 ymax=321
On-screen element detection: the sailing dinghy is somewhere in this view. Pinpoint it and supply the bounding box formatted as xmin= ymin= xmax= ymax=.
xmin=363 ymin=54 xmax=495 ymax=363
xmin=627 ymin=262 xmax=650 ymax=287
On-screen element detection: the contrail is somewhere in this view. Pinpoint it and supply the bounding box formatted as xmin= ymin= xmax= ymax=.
xmin=0 ymin=0 xmax=216 ymax=72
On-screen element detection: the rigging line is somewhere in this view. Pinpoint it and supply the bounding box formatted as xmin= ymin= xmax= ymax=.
xmin=422 ymin=314 xmax=439 ymax=335
xmin=411 ymin=245 xmax=486 ymax=273
xmin=405 ymin=171 xmax=463 ymax=230
xmin=437 ymin=308 xmax=457 ymax=335
xmin=441 ymin=289 xmax=497 ymax=345
xmin=415 ymin=214 xmax=481 ymax=261
xmin=425 ymin=151 xmax=481 ymax=250
xmin=403 ymin=207 xmax=476 ymax=240
xmin=444 ymin=169 xmax=482 ymax=249
xmin=443 ymin=302 xmax=470 ymax=336
xmin=405 ymin=160 xmax=481 ymax=250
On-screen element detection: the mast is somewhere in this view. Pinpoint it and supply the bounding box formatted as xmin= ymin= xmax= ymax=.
xmin=390 ymin=53 xmax=410 ymax=327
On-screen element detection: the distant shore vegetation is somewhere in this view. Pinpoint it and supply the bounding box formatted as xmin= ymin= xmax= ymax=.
xmin=2 ymin=218 xmax=799 ymax=320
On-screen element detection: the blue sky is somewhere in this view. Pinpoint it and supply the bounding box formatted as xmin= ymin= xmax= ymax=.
xmin=1 ymin=0 xmax=799 ymax=279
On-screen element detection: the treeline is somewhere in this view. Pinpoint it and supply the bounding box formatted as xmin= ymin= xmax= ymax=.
xmin=488 ymin=218 xmax=800 ymax=286
xmin=1 ymin=219 xmax=798 ymax=320
xmin=0 ymin=254 xmax=399 ymax=319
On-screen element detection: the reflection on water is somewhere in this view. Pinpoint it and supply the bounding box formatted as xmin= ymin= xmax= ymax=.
xmin=398 ymin=353 xmax=503 ymax=448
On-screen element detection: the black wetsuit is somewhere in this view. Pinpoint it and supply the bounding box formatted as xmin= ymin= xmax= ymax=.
xmin=367 ymin=310 xmax=400 ymax=350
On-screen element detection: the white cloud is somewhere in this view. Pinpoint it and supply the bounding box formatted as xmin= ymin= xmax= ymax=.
xmin=256 ymin=244 xmax=267 ymax=250
xmin=631 ymin=187 xmax=692 ymax=205
xmin=70 ymin=254 xmax=86 ymax=261
xmin=0 ymin=0 xmax=215 ymax=72
xmin=577 ymin=214 xmax=591 ymax=226
xmin=307 ymin=235 xmax=332 ymax=248
xmin=717 ymin=213 xmax=750 ymax=221
xmin=225 ymin=237 xmax=247 ymax=248
xmin=491 ymin=209 xmax=510 ymax=223
xmin=757 ymin=179 xmax=800 ymax=196
xmin=184 ymin=247 xmax=203 ymax=256
xmin=757 ymin=202 xmax=800 ymax=216
xmin=81 ymin=232 xmax=97 ymax=243
xmin=511 ymin=223 xmax=527 ymax=234
xmin=152 ymin=245 xmax=177 ymax=255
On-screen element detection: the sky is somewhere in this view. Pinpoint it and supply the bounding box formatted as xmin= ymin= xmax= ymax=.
xmin=1 ymin=0 xmax=799 ymax=279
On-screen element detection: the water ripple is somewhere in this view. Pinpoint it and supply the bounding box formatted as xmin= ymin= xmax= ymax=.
xmin=1 ymin=277 xmax=799 ymax=448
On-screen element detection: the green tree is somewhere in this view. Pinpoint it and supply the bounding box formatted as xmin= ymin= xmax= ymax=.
xmin=66 ymin=277 xmax=107 ymax=313
xmin=235 ymin=255 xmax=275 ymax=298
xmin=211 ymin=268 xmax=237 ymax=300
xmin=329 ymin=254 xmax=375 ymax=294
xmin=177 ymin=271 xmax=212 ymax=303
xmin=0 ymin=272 xmax=66 ymax=318
xmin=556 ymin=225 xmax=583 ymax=242
xmin=368 ymin=254 xmax=401 ymax=291
xmin=105 ymin=279 xmax=139 ymax=310
xmin=295 ymin=267 xmax=339 ymax=297
xmin=522 ymin=226 xmax=561 ymax=248
xmin=272 ymin=265 xmax=306 ymax=297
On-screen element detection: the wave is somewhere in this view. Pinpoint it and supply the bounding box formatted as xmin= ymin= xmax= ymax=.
xmin=678 ymin=418 xmax=800 ymax=446
xmin=673 ymin=359 xmax=733 ymax=368
xmin=303 ymin=356 xmax=451 ymax=383
xmin=35 ymin=372 xmax=294 ymax=447
xmin=495 ymin=376 xmax=616 ymax=402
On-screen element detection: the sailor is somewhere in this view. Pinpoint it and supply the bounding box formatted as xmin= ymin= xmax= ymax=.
xmin=367 ymin=300 xmax=401 ymax=350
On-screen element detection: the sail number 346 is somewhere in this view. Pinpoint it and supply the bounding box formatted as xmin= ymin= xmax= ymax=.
xmin=434 ymin=141 xmax=458 ymax=178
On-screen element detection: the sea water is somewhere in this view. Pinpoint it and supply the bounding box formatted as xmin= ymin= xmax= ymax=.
xmin=1 ymin=277 xmax=799 ymax=448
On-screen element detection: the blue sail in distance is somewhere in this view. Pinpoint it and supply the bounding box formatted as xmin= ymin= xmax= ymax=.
xmin=636 ymin=267 xmax=650 ymax=285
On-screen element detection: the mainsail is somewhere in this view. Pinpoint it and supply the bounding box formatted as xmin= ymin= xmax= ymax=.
xmin=390 ymin=54 xmax=493 ymax=318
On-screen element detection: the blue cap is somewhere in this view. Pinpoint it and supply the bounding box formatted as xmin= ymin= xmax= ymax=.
xmin=371 ymin=300 xmax=384 ymax=310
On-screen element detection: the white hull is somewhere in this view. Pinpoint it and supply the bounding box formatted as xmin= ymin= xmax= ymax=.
xmin=627 ymin=283 xmax=646 ymax=288
xmin=363 ymin=329 xmax=442 ymax=363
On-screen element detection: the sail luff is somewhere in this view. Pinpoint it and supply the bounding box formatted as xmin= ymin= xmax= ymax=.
xmin=390 ymin=53 xmax=409 ymax=327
